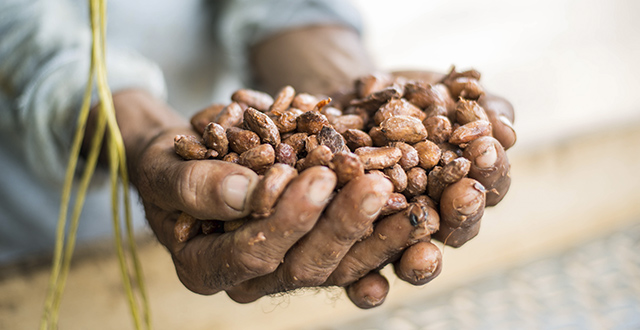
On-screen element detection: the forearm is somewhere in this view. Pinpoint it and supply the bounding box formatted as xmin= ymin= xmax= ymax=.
xmin=250 ymin=25 xmax=374 ymax=96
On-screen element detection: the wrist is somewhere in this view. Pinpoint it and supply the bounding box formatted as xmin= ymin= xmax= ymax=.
xmin=84 ymin=89 xmax=189 ymax=186
xmin=251 ymin=25 xmax=375 ymax=96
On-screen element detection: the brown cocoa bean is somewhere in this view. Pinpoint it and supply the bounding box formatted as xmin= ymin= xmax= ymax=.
xmin=354 ymin=146 xmax=402 ymax=170
xmin=174 ymin=135 xmax=215 ymax=160
xmin=384 ymin=164 xmax=408 ymax=193
xmin=275 ymin=142 xmax=297 ymax=166
xmin=250 ymin=163 xmax=298 ymax=218
xmin=238 ymin=144 xmax=275 ymax=173
xmin=374 ymin=98 xmax=426 ymax=125
xmin=344 ymin=129 xmax=373 ymax=151
xmin=455 ymin=99 xmax=488 ymax=124
xmin=449 ymin=120 xmax=492 ymax=146
xmin=414 ymin=140 xmax=441 ymax=170
xmin=190 ymin=103 xmax=225 ymax=135
xmin=380 ymin=116 xmax=428 ymax=143
xmin=282 ymin=132 xmax=308 ymax=155
xmin=222 ymin=152 xmax=240 ymax=163
xmin=329 ymin=114 xmax=365 ymax=134
xmin=202 ymin=122 xmax=228 ymax=157
xmin=269 ymin=85 xmax=295 ymax=114
xmin=423 ymin=115 xmax=452 ymax=144
xmin=380 ymin=192 xmax=409 ymax=216
xmin=226 ymin=127 xmax=261 ymax=154
xmin=440 ymin=157 xmax=471 ymax=184
xmin=231 ymin=89 xmax=273 ymax=112
xmin=243 ymin=107 xmax=281 ymax=146
xmin=330 ymin=152 xmax=365 ymax=187
xmin=388 ymin=142 xmax=419 ymax=171
xmin=404 ymin=167 xmax=427 ymax=197
xmin=296 ymin=111 xmax=330 ymax=134
xmin=317 ymin=125 xmax=346 ymax=154
xmin=291 ymin=93 xmax=320 ymax=112
xmin=215 ymin=102 xmax=244 ymax=129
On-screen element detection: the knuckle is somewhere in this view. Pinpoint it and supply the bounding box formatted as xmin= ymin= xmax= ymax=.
xmin=286 ymin=263 xmax=331 ymax=287
xmin=235 ymin=249 xmax=279 ymax=277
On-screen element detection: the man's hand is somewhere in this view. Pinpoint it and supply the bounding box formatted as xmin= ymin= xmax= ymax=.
xmin=107 ymin=89 xmax=402 ymax=303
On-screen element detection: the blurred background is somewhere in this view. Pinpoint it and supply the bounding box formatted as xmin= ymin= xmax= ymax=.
xmin=1 ymin=0 xmax=639 ymax=329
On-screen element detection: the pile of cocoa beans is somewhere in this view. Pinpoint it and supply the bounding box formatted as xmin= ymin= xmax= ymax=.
xmin=173 ymin=68 xmax=514 ymax=248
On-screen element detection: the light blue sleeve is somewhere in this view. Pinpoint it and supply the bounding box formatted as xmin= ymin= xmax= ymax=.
xmin=210 ymin=0 xmax=363 ymax=81
xmin=0 ymin=0 xmax=167 ymax=185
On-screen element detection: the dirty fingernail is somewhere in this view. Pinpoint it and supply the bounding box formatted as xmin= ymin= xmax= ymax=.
xmin=361 ymin=193 xmax=384 ymax=216
xmin=307 ymin=176 xmax=335 ymax=205
xmin=475 ymin=144 xmax=497 ymax=168
xmin=223 ymin=174 xmax=251 ymax=211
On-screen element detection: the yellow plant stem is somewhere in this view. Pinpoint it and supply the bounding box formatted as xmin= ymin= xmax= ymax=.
xmin=41 ymin=0 xmax=151 ymax=328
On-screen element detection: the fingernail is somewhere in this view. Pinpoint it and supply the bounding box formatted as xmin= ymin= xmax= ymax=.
xmin=499 ymin=115 xmax=514 ymax=129
xmin=307 ymin=176 xmax=334 ymax=205
xmin=454 ymin=191 xmax=484 ymax=215
xmin=223 ymin=174 xmax=251 ymax=211
xmin=361 ymin=193 xmax=384 ymax=216
xmin=475 ymin=144 xmax=497 ymax=168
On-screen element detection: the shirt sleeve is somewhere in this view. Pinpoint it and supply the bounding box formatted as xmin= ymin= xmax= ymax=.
xmin=210 ymin=0 xmax=363 ymax=82
xmin=0 ymin=0 xmax=167 ymax=185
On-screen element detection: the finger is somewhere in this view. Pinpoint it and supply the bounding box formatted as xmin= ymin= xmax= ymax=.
xmin=325 ymin=203 xmax=436 ymax=287
xmin=135 ymin=131 xmax=260 ymax=220
xmin=226 ymin=174 xmax=392 ymax=302
xmin=171 ymin=167 xmax=336 ymax=295
xmin=393 ymin=241 xmax=442 ymax=286
xmin=432 ymin=178 xmax=485 ymax=247
xmin=478 ymin=93 xmax=516 ymax=150
xmin=346 ymin=272 xmax=389 ymax=309
xmin=463 ymin=136 xmax=511 ymax=206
